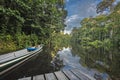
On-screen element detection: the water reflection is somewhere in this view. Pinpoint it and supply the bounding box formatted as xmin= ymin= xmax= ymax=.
xmin=57 ymin=47 xmax=110 ymax=80
xmin=1 ymin=45 xmax=119 ymax=80
xmin=71 ymin=42 xmax=120 ymax=80
xmin=1 ymin=46 xmax=55 ymax=80
xmin=50 ymin=54 xmax=63 ymax=70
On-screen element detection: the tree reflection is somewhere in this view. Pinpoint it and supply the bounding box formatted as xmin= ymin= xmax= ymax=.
xmin=71 ymin=43 xmax=120 ymax=79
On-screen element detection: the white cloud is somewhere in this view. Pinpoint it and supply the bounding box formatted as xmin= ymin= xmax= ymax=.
xmin=64 ymin=0 xmax=98 ymax=33
xmin=87 ymin=3 xmax=96 ymax=13
xmin=66 ymin=0 xmax=69 ymax=2
xmin=65 ymin=14 xmax=79 ymax=24
xmin=116 ymin=0 xmax=120 ymax=2
xmin=64 ymin=30 xmax=71 ymax=34
xmin=113 ymin=0 xmax=120 ymax=5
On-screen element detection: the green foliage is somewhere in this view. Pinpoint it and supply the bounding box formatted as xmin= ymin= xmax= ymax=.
xmin=71 ymin=2 xmax=120 ymax=50
xmin=88 ymin=40 xmax=103 ymax=48
xmin=96 ymin=0 xmax=115 ymax=13
xmin=71 ymin=3 xmax=120 ymax=79
xmin=0 ymin=35 xmax=16 ymax=54
xmin=50 ymin=32 xmax=71 ymax=51
xmin=0 ymin=0 xmax=66 ymax=54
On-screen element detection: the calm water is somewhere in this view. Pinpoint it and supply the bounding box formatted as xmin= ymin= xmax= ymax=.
xmin=71 ymin=43 xmax=120 ymax=80
xmin=1 ymin=47 xmax=54 ymax=80
xmin=57 ymin=47 xmax=110 ymax=80
xmin=1 ymin=46 xmax=120 ymax=80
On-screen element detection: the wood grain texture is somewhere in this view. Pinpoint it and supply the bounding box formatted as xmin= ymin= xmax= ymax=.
xmin=63 ymin=70 xmax=79 ymax=80
xmin=45 ymin=73 xmax=57 ymax=80
xmin=54 ymin=71 xmax=68 ymax=80
xmin=33 ymin=75 xmax=45 ymax=80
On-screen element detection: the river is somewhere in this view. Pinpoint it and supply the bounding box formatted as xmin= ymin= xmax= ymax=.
xmin=57 ymin=47 xmax=110 ymax=80
xmin=1 ymin=46 xmax=120 ymax=80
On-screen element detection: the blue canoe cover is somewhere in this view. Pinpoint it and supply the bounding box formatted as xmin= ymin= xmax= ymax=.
xmin=27 ymin=47 xmax=37 ymax=51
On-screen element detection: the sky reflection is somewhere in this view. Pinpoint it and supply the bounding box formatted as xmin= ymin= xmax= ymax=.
xmin=57 ymin=47 xmax=110 ymax=80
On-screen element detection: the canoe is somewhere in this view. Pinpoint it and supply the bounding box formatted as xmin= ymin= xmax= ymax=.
xmin=0 ymin=46 xmax=43 ymax=75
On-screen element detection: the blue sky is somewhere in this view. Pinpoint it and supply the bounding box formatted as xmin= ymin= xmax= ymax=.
xmin=64 ymin=0 xmax=120 ymax=34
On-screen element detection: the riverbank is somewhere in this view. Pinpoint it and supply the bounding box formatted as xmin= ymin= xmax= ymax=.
xmin=0 ymin=40 xmax=16 ymax=55
xmin=0 ymin=34 xmax=40 ymax=55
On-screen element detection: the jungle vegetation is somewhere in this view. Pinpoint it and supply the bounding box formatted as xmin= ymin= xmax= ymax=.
xmin=0 ymin=0 xmax=67 ymax=54
xmin=71 ymin=1 xmax=120 ymax=79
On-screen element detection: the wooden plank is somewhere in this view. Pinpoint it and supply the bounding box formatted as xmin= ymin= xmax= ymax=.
xmin=33 ymin=75 xmax=45 ymax=80
xmin=73 ymin=69 xmax=96 ymax=80
xmin=45 ymin=73 xmax=57 ymax=80
xmin=54 ymin=71 xmax=69 ymax=80
xmin=18 ymin=77 xmax=31 ymax=80
xmin=63 ymin=70 xmax=79 ymax=80
xmin=71 ymin=69 xmax=90 ymax=80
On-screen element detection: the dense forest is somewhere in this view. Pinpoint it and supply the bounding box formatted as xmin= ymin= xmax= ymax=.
xmin=71 ymin=0 xmax=120 ymax=79
xmin=71 ymin=0 xmax=120 ymax=50
xmin=0 ymin=0 xmax=67 ymax=54
xmin=50 ymin=32 xmax=71 ymax=57
xmin=0 ymin=0 xmax=120 ymax=79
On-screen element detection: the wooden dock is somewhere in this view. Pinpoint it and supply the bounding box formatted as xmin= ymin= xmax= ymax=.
xmin=18 ymin=68 xmax=96 ymax=80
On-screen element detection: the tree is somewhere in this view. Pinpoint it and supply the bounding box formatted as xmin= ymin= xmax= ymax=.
xmin=96 ymin=0 xmax=115 ymax=13
xmin=0 ymin=0 xmax=66 ymax=54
